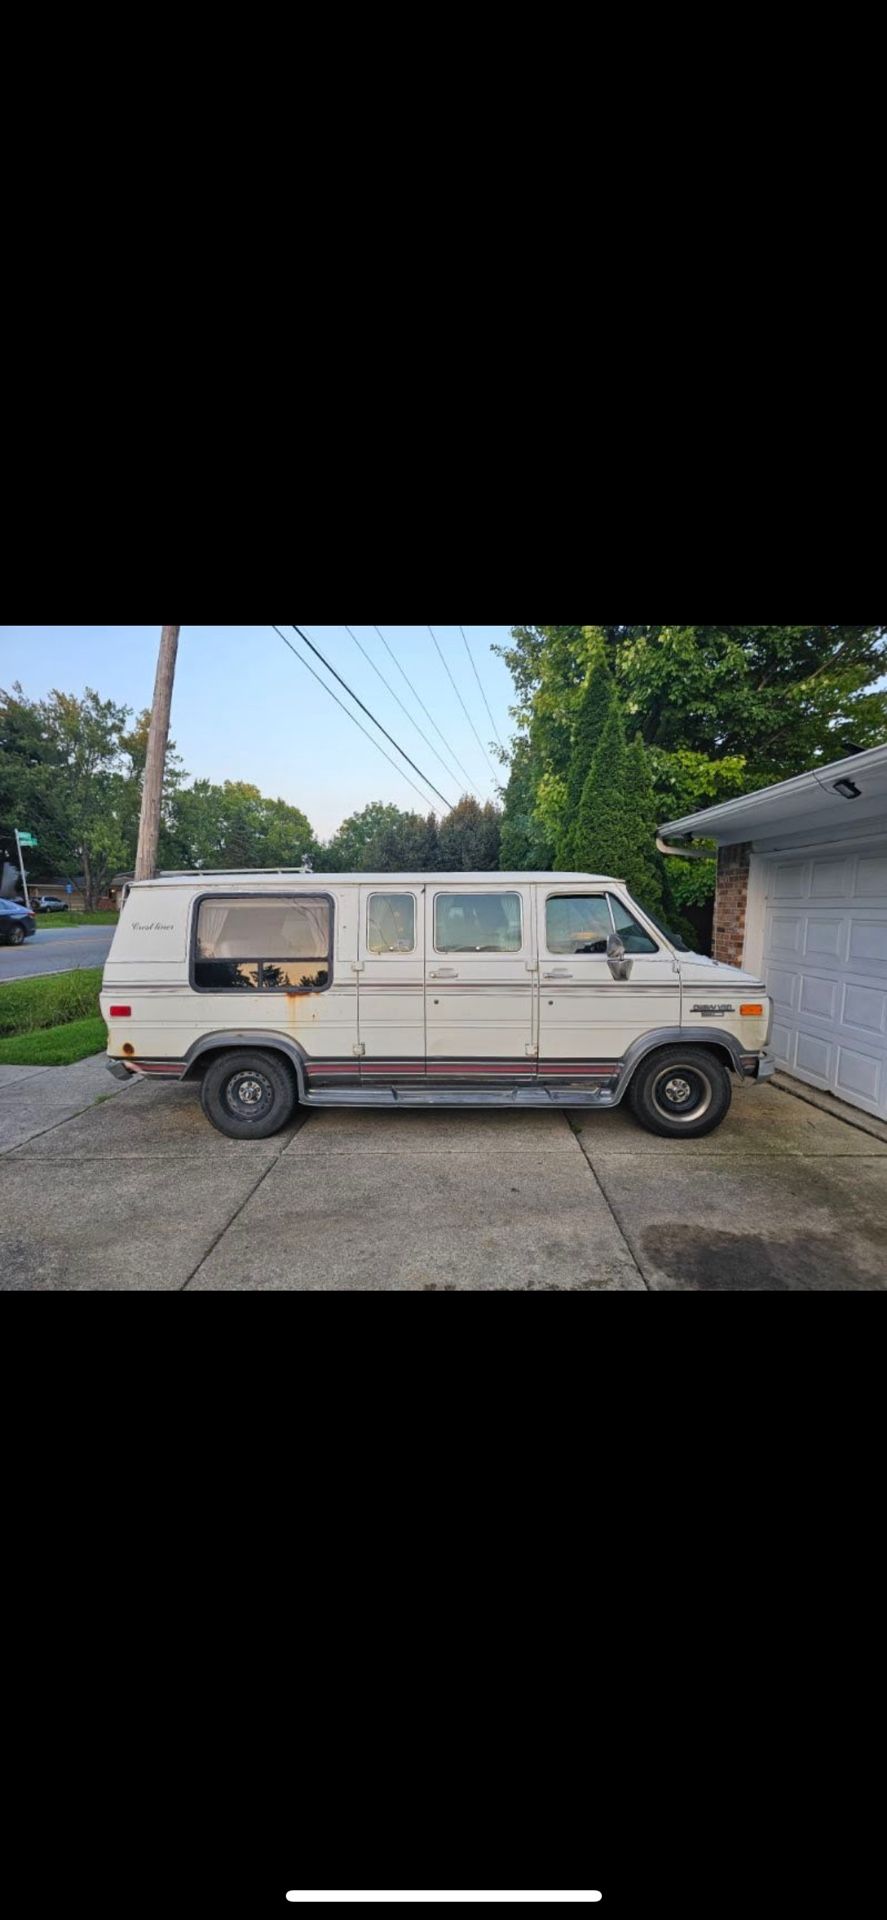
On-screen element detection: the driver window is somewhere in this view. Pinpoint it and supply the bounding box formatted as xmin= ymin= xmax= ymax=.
xmin=546 ymin=895 xmax=612 ymax=955
xmin=607 ymin=895 xmax=659 ymax=954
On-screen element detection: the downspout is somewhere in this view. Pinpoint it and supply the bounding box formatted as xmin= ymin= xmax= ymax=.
xmin=656 ymin=834 xmax=713 ymax=860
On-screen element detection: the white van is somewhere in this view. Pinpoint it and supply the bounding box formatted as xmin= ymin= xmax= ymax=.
xmin=100 ymin=870 xmax=774 ymax=1140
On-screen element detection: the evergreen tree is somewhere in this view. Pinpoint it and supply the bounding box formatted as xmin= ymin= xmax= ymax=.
xmin=556 ymin=638 xmax=616 ymax=867
xmin=573 ymin=706 xmax=635 ymax=882
xmin=622 ymin=734 xmax=664 ymax=910
xmin=498 ymin=739 xmax=553 ymax=869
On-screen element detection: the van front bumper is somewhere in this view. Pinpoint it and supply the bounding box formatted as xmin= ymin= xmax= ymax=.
xmin=740 ymin=1049 xmax=776 ymax=1081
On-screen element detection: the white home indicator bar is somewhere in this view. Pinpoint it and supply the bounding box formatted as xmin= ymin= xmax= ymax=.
xmin=285 ymin=1897 xmax=602 ymax=1906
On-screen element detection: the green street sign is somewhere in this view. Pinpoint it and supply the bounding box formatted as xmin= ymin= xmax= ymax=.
xmin=17 ymin=832 xmax=38 ymax=846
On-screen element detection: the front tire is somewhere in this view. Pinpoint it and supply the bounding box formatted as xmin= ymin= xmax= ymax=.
xmin=199 ymin=1050 xmax=297 ymax=1140
xmin=9 ymin=926 xmax=25 ymax=947
xmin=627 ymin=1045 xmax=732 ymax=1139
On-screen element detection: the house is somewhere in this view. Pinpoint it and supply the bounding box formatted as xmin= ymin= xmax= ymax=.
xmin=658 ymin=744 xmax=887 ymax=1122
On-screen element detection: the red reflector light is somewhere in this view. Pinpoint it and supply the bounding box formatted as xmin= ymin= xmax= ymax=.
xmin=109 ymin=1006 xmax=131 ymax=1017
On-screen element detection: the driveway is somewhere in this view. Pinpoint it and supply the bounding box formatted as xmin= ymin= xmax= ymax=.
xmin=0 ymin=922 xmax=115 ymax=981
xmin=2 ymin=1060 xmax=886 ymax=1290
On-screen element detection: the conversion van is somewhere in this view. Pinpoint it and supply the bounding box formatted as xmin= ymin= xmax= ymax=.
xmin=100 ymin=871 xmax=775 ymax=1140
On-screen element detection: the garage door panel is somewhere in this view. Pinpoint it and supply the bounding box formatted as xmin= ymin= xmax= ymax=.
xmin=842 ymin=982 xmax=887 ymax=1034
xmin=856 ymin=855 xmax=887 ymax=897
xmin=811 ymin=858 xmax=851 ymax=898
xmin=835 ymin=1046 xmax=881 ymax=1104
xmin=799 ymin=974 xmax=838 ymax=1020
xmin=795 ymin=1032 xmax=834 ymax=1082
xmin=804 ymin=917 xmax=845 ymax=960
xmin=763 ymin=846 xmax=887 ymax=1120
xmin=769 ymin=966 xmax=798 ymax=1010
xmin=771 ymin=1020 xmax=797 ymax=1067
xmin=770 ymin=914 xmax=803 ymax=955
xmin=848 ymin=920 xmax=887 ymax=970
xmin=773 ymin=863 xmax=808 ymax=898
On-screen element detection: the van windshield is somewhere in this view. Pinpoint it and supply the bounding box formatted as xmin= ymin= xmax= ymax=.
xmin=633 ymin=902 xmax=690 ymax=952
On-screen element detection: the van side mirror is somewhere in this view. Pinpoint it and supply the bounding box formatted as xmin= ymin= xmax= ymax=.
xmin=607 ymin=931 xmax=633 ymax=981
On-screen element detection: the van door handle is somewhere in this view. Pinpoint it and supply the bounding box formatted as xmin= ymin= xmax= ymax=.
xmin=429 ymin=968 xmax=459 ymax=979
xmin=543 ymin=968 xmax=573 ymax=979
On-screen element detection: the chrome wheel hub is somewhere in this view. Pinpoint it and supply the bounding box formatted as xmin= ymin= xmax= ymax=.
xmin=237 ymin=1078 xmax=264 ymax=1106
xmin=651 ymin=1064 xmax=712 ymax=1123
xmin=224 ymin=1069 xmax=274 ymax=1121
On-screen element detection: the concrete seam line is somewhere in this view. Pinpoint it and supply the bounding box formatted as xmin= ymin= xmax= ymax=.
xmin=771 ymin=1074 xmax=887 ymax=1145
xmin=0 ymin=1082 xmax=135 ymax=1158
xmin=178 ymin=1110 xmax=314 ymax=1292
xmin=561 ymin=1113 xmax=650 ymax=1292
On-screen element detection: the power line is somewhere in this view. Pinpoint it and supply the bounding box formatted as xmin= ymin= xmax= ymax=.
xmin=293 ymin=625 xmax=453 ymax=811
xmin=428 ymin=625 xmax=500 ymax=787
xmin=372 ymin=626 xmax=483 ymax=800
xmin=460 ymin=625 xmax=505 ymax=753
xmin=343 ymin=625 xmax=464 ymax=795
xmin=270 ymin=626 xmax=445 ymax=815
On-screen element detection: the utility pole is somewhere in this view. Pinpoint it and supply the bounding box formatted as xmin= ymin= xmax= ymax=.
xmin=135 ymin=625 xmax=180 ymax=882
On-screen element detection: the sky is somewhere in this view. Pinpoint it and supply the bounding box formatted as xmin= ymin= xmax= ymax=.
xmin=0 ymin=624 xmax=518 ymax=838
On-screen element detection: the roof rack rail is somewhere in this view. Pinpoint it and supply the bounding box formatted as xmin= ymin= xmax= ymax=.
xmin=156 ymin=866 xmax=314 ymax=876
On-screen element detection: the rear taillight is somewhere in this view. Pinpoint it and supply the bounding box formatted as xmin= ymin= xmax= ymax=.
xmin=109 ymin=1005 xmax=131 ymax=1017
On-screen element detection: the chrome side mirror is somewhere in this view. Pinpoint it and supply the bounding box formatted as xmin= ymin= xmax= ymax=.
xmin=607 ymin=931 xmax=633 ymax=981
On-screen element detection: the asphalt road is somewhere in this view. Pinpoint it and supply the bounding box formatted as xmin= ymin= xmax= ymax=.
xmin=0 ymin=922 xmax=115 ymax=981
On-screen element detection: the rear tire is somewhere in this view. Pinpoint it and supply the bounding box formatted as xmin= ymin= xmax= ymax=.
xmin=627 ymin=1045 xmax=732 ymax=1138
xmin=9 ymin=926 xmax=25 ymax=947
xmin=199 ymin=1050 xmax=297 ymax=1140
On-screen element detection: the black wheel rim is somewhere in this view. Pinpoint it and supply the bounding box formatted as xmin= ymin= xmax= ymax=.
xmin=651 ymin=1064 xmax=712 ymax=1123
xmin=223 ymin=1068 xmax=275 ymax=1123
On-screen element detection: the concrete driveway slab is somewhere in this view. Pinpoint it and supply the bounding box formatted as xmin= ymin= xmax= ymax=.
xmin=0 ymin=1065 xmax=49 ymax=1089
xmin=0 ymin=1145 xmax=289 ymax=1290
xmin=4 ymin=1077 xmax=303 ymax=1161
xmin=568 ymin=1081 xmax=887 ymax=1159
xmin=292 ymin=1107 xmax=583 ymax=1157
xmin=0 ymin=1055 xmax=134 ymax=1155
xmin=187 ymin=1122 xmax=644 ymax=1291
xmin=582 ymin=1150 xmax=887 ymax=1290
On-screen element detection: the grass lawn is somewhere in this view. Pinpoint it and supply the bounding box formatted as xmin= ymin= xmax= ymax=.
xmin=0 ymin=968 xmax=103 ymax=1038
xmin=0 ymin=1015 xmax=107 ymax=1066
xmin=32 ymin=910 xmax=118 ymax=926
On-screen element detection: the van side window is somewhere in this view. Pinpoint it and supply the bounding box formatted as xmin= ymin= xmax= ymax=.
xmin=434 ymin=892 xmax=522 ymax=953
xmin=546 ymin=896 xmax=611 ymax=954
xmin=607 ymin=894 xmax=658 ymax=954
xmin=367 ymin=893 xmax=415 ymax=954
xmin=194 ymin=896 xmax=331 ymax=991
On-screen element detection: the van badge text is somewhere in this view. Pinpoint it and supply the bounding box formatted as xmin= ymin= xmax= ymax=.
xmin=691 ymin=1002 xmax=735 ymax=1016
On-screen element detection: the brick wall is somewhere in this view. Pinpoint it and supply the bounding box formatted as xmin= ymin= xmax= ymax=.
xmin=713 ymin=842 xmax=751 ymax=967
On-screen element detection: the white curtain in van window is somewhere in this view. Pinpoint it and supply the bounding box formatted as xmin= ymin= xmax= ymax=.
xmin=197 ymin=899 xmax=329 ymax=960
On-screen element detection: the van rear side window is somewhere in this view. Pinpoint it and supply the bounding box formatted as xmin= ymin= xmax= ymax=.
xmin=194 ymin=896 xmax=331 ymax=992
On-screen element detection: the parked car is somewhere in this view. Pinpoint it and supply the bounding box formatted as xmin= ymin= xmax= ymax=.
xmin=0 ymin=898 xmax=36 ymax=945
xmin=34 ymin=895 xmax=70 ymax=912
xmin=101 ymin=868 xmax=775 ymax=1140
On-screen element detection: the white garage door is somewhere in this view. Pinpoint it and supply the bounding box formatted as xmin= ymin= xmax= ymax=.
xmin=763 ymin=846 xmax=887 ymax=1119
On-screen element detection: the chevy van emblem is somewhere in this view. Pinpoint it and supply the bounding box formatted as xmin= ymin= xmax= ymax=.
xmin=691 ymin=1002 xmax=735 ymax=1016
